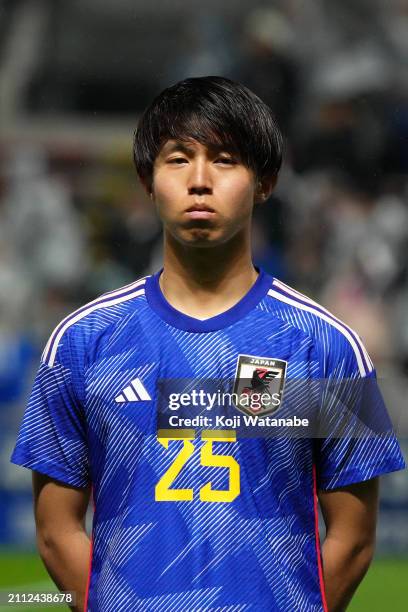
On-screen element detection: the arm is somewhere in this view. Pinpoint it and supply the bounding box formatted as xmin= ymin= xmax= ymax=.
xmin=32 ymin=471 xmax=92 ymax=612
xmin=318 ymin=477 xmax=379 ymax=612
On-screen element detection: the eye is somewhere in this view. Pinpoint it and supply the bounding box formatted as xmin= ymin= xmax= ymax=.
xmin=167 ymin=157 xmax=188 ymax=164
xmin=215 ymin=157 xmax=236 ymax=165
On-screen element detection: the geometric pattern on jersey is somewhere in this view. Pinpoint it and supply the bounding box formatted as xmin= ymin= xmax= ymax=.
xmin=11 ymin=269 xmax=405 ymax=611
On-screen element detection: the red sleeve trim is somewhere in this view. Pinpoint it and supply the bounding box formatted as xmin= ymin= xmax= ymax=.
xmin=83 ymin=489 xmax=95 ymax=612
xmin=313 ymin=463 xmax=329 ymax=612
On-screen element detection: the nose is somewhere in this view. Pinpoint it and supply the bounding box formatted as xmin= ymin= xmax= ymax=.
xmin=187 ymin=159 xmax=212 ymax=196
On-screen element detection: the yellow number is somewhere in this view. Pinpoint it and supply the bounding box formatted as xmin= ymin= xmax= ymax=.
xmin=200 ymin=430 xmax=240 ymax=503
xmin=155 ymin=429 xmax=240 ymax=503
xmin=155 ymin=430 xmax=195 ymax=501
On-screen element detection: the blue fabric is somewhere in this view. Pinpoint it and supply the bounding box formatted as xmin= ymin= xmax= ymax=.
xmin=11 ymin=271 xmax=405 ymax=611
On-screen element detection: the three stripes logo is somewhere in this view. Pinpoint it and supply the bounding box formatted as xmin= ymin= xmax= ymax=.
xmin=115 ymin=378 xmax=151 ymax=403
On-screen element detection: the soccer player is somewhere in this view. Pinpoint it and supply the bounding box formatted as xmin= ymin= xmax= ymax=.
xmin=12 ymin=76 xmax=405 ymax=611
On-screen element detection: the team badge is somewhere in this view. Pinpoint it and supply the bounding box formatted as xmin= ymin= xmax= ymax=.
xmin=233 ymin=354 xmax=287 ymax=417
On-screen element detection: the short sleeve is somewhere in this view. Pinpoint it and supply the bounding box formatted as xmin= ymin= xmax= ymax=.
xmin=10 ymin=329 xmax=90 ymax=488
xmin=315 ymin=331 xmax=406 ymax=490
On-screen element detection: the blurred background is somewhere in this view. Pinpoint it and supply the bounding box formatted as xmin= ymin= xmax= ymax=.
xmin=0 ymin=0 xmax=407 ymax=609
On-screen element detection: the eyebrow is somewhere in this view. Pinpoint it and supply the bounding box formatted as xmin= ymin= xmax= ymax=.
xmin=161 ymin=142 xmax=195 ymax=156
xmin=160 ymin=141 xmax=236 ymax=157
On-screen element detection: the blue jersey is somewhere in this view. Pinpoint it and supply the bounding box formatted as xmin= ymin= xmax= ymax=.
xmin=11 ymin=269 xmax=405 ymax=611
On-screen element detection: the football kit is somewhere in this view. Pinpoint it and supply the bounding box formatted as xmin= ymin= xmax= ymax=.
xmin=11 ymin=269 xmax=405 ymax=611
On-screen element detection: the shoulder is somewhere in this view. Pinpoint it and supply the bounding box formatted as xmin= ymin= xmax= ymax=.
xmin=265 ymin=277 xmax=374 ymax=377
xmin=41 ymin=275 xmax=149 ymax=368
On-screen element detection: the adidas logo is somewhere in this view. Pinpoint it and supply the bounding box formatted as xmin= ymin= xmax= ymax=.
xmin=115 ymin=378 xmax=151 ymax=403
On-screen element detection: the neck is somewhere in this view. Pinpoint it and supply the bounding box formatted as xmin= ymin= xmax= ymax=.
xmin=159 ymin=228 xmax=258 ymax=319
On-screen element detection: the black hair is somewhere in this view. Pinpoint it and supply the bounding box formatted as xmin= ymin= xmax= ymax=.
xmin=133 ymin=76 xmax=283 ymax=190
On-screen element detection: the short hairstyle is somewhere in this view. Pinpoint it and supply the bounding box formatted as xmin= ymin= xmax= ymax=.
xmin=133 ymin=76 xmax=283 ymax=190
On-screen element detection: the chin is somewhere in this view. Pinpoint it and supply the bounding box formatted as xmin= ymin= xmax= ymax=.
xmin=177 ymin=227 xmax=226 ymax=247
xmin=165 ymin=220 xmax=234 ymax=248
xmin=184 ymin=233 xmax=220 ymax=247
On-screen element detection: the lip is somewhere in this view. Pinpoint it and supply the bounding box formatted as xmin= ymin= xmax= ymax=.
xmin=185 ymin=210 xmax=216 ymax=220
xmin=186 ymin=203 xmax=215 ymax=212
xmin=185 ymin=203 xmax=216 ymax=219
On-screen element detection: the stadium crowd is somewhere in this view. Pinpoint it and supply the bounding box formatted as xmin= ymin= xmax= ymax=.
xmin=0 ymin=0 xmax=407 ymax=557
xmin=2 ymin=1 xmax=408 ymax=400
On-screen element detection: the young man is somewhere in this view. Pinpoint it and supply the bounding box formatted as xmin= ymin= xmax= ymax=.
xmin=12 ymin=76 xmax=405 ymax=612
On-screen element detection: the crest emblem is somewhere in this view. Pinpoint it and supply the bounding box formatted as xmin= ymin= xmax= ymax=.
xmin=233 ymin=354 xmax=287 ymax=416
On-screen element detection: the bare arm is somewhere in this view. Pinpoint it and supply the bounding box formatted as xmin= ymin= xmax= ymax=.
xmin=32 ymin=471 xmax=92 ymax=612
xmin=318 ymin=477 xmax=379 ymax=612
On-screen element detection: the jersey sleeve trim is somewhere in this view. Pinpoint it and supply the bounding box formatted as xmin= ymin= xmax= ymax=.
xmin=10 ymin=451 xmax=90 ymax=488
xmin=42 ymin=277 xmax=147 ymax=367
xmin=268 ymin=281 xmax=373 ymax=377
xmin=317 ymin=456 xmax=406 ymax=490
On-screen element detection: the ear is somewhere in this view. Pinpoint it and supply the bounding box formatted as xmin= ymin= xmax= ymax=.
xmin=254 ymin=174 xmax=278 ymax=204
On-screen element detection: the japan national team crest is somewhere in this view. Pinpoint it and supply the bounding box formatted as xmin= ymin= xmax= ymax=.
xmin=233 ymin=354 xmax=287 ymax=417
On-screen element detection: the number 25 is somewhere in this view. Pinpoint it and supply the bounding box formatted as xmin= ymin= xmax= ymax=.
xmin=155 ymin=429 xmax=240 ymax=503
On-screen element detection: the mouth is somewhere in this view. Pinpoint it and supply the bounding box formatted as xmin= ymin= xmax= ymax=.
xmin=185 ymin=203 xmax=216 ymax=219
